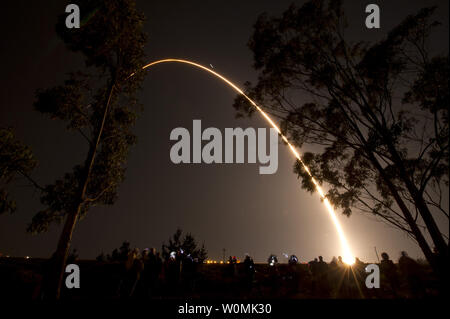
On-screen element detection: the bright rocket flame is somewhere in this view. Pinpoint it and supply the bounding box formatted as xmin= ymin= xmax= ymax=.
xmin=139 ymin=58 xmax=355 ymax=265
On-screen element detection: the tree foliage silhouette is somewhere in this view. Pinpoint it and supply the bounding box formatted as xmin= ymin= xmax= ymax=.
xmin=96 ymin=240 xmax=131 ymax=262
xmin=29 ymin=0 xmax=147 ymax=298
xmin=0 ymin=127 xmax=38 ymax=214
xmin=162 ymin=228 xmax=208 ymax=262
xmin=234 ymin=0 xmax=448 ymax=273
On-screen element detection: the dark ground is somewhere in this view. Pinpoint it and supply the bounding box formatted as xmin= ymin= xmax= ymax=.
xmin=0 ymin=257 xmax=441 ymax=300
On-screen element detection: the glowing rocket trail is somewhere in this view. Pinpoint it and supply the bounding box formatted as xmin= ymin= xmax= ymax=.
xmin=139 ymin=59 xmax=355 ymax=264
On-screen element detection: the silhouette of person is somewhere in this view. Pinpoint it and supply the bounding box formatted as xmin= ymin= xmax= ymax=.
xmin=380 ymin=252 xmax=399 ymax=296
xmin=142 ymin=248 xmax=150 ymax=262
xmin=286 ymin=255 xmax=300 ymax=293
xmin=154 ymin=251 xmax=163 ymax=292
xmin=354 ymin=257 xmax=364 ymax=267
xmin=228 ymin=256 xmax=238 ymax=276
xmin=335 ymin=256 xmax=351 ymax=297
xmin=329 ymin=256 xmax=338 ymax=269
xmin=315 ymin=256 xmax=329 ymax=296
xmin=267 ymin=254 xmax=279 ymax=293
xmin=128 ymin=248 xmax=144 ymax=298
xmin=166 ymin=250 xmax=181 ymax=294
xmin=398 ymin=251 xmax=425 ymax=298
xmin=243 ymin=254 xmax=255 ymax=290
xmin=288 ymin=255 xmax=299 ymax=265
xmin=182 ymin=253 xmax=197 ymax=293
xmin=227 ymin=256 xmax=235 ymax=276
xmin=136 ymin=248 xmax=149 ymax=297
xmin=268 ymin=254 xmax=278 ymax=266
xmin=309 ymin=258 xmax=318 ymax=276
xmin=140 ymin=248 xmax=160 ymax=297
xmin=120 ymin=248 xmax=143 ymax=298
xmin=308 ymin=258 xmax=319 ymax=294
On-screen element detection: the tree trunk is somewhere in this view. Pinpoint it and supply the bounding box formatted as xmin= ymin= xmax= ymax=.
xmin=385 ymin=141 xmax=448 ymax=258
xmin=366 ymin=151 xmax=437 ymax=269
xmin=48 ymin=80 xmax=116 ymax=299
xmin=354 ymin=88 xmax=448 ymax=261
xmin=359 ymin=96 xmax=447 ymax=271
xmin=47 ymin=206 xmax=81 ymax=299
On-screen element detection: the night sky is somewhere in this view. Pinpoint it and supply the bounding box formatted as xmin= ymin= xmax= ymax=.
xmin=0 ymin=0 xmax=448 ymax=263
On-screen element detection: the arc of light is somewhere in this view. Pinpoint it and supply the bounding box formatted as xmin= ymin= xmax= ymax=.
xmin=139 ymin=58 xmax=355 ymax=264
